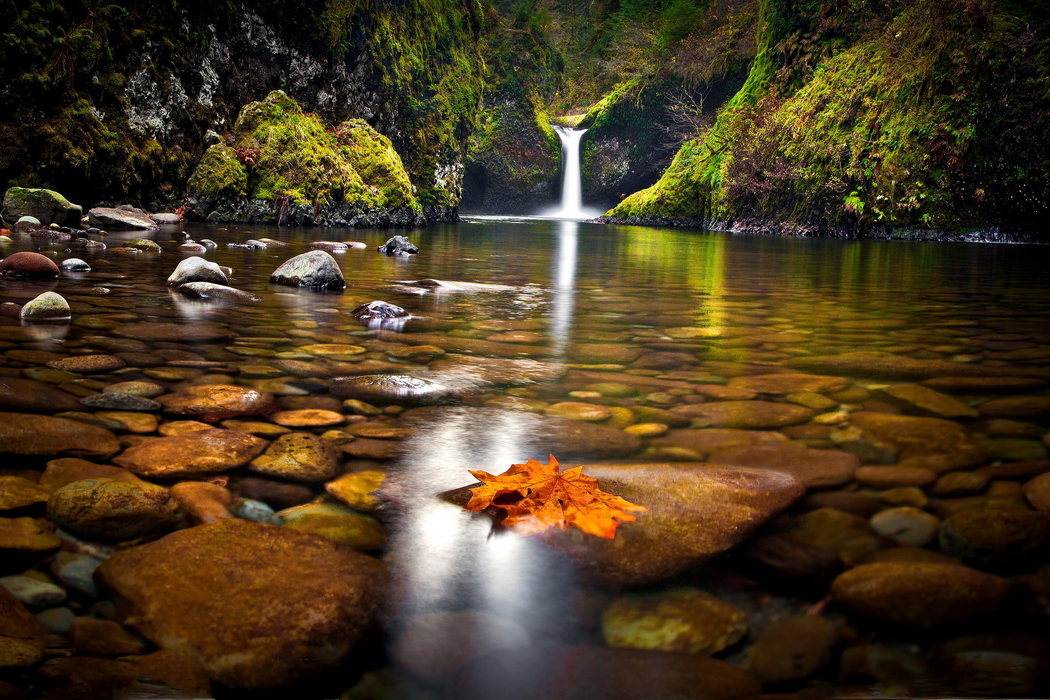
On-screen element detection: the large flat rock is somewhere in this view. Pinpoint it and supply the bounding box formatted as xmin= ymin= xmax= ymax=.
xmin=707 ymin=443 xmax=859 ymax=488
xmin=96 ymin=519 xmax=385 ymax=689
xmin=540 ymin=463 xmax=805 ymax=585
xmin=113 ymin=429 xmax=268 ymax=479
xmin=0 ymin=412 xmax=120 ymax=459
xmin=0 ymin=378 xmax=83 ymax=413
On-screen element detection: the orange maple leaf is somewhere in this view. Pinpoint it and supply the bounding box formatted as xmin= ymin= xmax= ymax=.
xmin=466 ymin=455 xmax=647 ymax=539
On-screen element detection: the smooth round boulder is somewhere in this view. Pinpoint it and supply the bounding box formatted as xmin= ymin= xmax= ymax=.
xmin=350 ymin=300 xmax=407 ymax=323
xmin=177 ymin=282 xmax=258 ymax=301
xmin=269 ymin=250 xmax=344 ymax=290
xmin=157 ymin=385 xmax=275 ymax=422
xmin=94 ymin=519 xmax=385 ymax=689
xmin=59 ymin=258 xmax=90 ymax=271
xmin=248 ymin=432 xmax=340 ymax=482
xmin=939 ymin=508 xmax=1050 ymax=569
xmin=278 ymin=502 xmax=384 ymax=551
xmin=869 ymin=507 xmax=941 ymax=547
xmin=331 ymin=375 xmax=452 ymax=406
xmin=0 ymin=251 xmax=60 ymax=279
xmin=167 ymin=256 xmax=228 ymax=287
xmin=831 ymin=562 xmax=1010 ymax=627
xmin=602 ymin=589 xmax=747 ymax=655
xmin=113 ymin=429 xmax=268 ymax=479
xmin=47 ymin=478 xmax=182 ymax=542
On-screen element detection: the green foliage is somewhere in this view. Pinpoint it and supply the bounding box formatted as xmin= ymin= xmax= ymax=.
xmin=611 ymin=0 xmax=1050 ymax=232
xmin=332 ymin=119 xmax=418 ymax=208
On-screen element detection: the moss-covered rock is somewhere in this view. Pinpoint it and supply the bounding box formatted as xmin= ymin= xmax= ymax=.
xmin=1 ymin=187 xmax=82 ymax=227
xmin=606 ymin=0 xmax=1050 ymax=237
xmin=187 ymin=91 xmax=422 ymax=227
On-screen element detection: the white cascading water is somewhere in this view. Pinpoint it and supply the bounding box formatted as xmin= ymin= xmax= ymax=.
xmin=550 ymin=125 xmax=596 ymax=219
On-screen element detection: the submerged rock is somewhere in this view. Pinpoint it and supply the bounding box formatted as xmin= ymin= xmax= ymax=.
xmin=602 ymin=589 xmax=748 ymax=655
xmin=377 ymin=235 xmax=418 ymax=255
xmin=114 ymin=429 xmax=268 ymax=479
xmin=0 ymin=413 xmax=120 ymax=458
xmin=177 ymin=281 xmax=259 ymax=301
xmin=166 ymin=256 xmax=229 ymax=287
xmin=670 ymin=400 xmax=815 ymax=429
xmin=248 ymin=432 xmax=340 ymax=482
xmin=95 ymin=519 xmax=385 ymax=689
xmin=0 ymin=378 xmax=83 ymax=413
xmin=707 ymin=443 xmax=859 ymax=488
xmin=269 ymin=250 xmax=344 ymax=290
xmin=157 ymin=384 xmax=275 ymax=422
xmin=47 ymin=478 xmax=182 ymax=542
xmin=331 ymin=374 xmax=453 ymax=406
xmin=278 ymin=502 xmax=384 ymax=551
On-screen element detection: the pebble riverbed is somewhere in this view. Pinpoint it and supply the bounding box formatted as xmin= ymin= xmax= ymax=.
xmin=0 ymin=217 xmax=1048 ymax=699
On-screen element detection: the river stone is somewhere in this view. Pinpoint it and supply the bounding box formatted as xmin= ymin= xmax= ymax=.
xmin=570 ymin=343 xmax=641 ymax=364
xmin=0 ymin=476 xmax=50 ymax=510
xmin=248 ymin=432 xmax=340 ymax=482
xmin=350 ymin=300 xmax=407 ymax=322
xmin=0 ymin=517 xmax=61 ymax=554
xmin=377 ymin=235 xmax=417 ymax=255
xmin=114 ymin=429 xmax=267 ymax=478
xmin=427 ymin=355 xmax=566 ymax=386
xmin=727 ymin=373 xmax=850 ymax=395
xmin=278 ymin=502 xmax=384 ymax=551
xmin=786 ymin=507 xmax=882 ymax=562
xmin=877 ymin=383 xmax=980 ymax=419
xmin=0 ymin=412 xmax=120 ymax=458
xmin=0 ymin=251 xmax=60 ymax=279
xmin=650 ymin=428 xmax=789 ymax=459
xmin=707 ymin=443 xmax=859 ymax=488
xmin=456 ymin=645 xmax=762 ymax=700
xmin=869 ymin=507 xmax=941 ymax=547
xmin=81 ymin=393 xmax=161 ymax=411
xmin=0 ymin=377 xmax=82 ymax=412
xmin=670 ymin=401 xmax=815 ymax=429
xmin=178 ymin=282 xmax=259 ymax=302
xmin=157 ymin=384 xmax=275 ymax=422
xmin=331 ymin=374 xmax=453 ymax=406
xmin=95 ymin=519 xmax=385 ymax=689
xmin=0 ymin=575 xmax=66 ymax=607
xmin=830 ymin=562 xmax=1010 ymax=627
xmin=2 ymin=187 xmax=81 ymax=226
xmin=979 ymin=395 xmax=1050 ymax=420
xmin=170 ymin=481 xmax=235 ymax=524
xmin=747 ymin=616 xmax=841 ymax=683
xmin=602 ymin=589 xmax=747 ymax=655
xmin=0 ymin=584 xmax=48 ymax=667
xmin=50 ymin=552 xmax=102 ymax=598
xmin=269 ymin=250 xmax=344 ymax=290
xmin=271 ymin=409 xmax=345 ymax=427
xmin=849 ymin=412 xmax=989 ymax=472
xmin=38 ymin=458 xmax=141 ymax=493
xmin=854 ymin=465 xmax=938 ymax=488
xmin=47 ymin=478 xmax=182 ymax=542
xmin=114 ymin=321 xmax=235 ymax=342
xmin=86 ymin=206 xmax=156 ymax=229
xmin=792 ymin=351 xmax=1050 ymax=379
xmin=921 ymin=376 xmax=1049 ymax=393
xmin=544 ymin=401 xmax=612 ymax=422
xmin=47 ymin=354 xmax=126 ymax=373
xmin=103 ymin=381 xmax=165 ymax=398
xmin=1025 ymin=473 xmax=1050 ymax=514
xmin=325 ymin=471 xmax=386 ymax=513
xmin=540 ymin=463 xmax=804 ymax=585
xmin=60 ymin=258 xmax=91 ymax=273
xmin=125 ymin=238 xmax=161 ymax=252
xmin=20 ymin=291 xmax=70 ymax=321
xmin=939 ymin=508 xmax=1050 ymax=569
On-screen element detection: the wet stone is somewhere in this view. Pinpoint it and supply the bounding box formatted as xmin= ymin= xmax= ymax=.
xmin=727 ymin=373 xmax=851 ymax=395
xmin=869 ymin=507 xmax=941 ymax=547
xmin=157 ymin=384 xmax=276 ymax=422
xmin=670 ymin=400 xmax=815 ymax=429
xmin=113 ymin=429 xmax=268 ymax=479
xmin=875 ymin=383 xmax=980 ymax=419
xmin=37 ymin=458 xmax=141 ymax=493
xmin=939 ymin=508 xmax=1050 ymax=570
xmin=931 ymin=471 xmax=990 ymax=496
xmin=20 ymin=292 xmax=70 ymax=321
xmin=0 ymin=251 xmax=60 ymax=279
xmin=270 ymin=409 xmax=344 ymax=427
xmin=0 ymin=412 xmax=120 ymax=458
xmin=158 ymin=420 xmax=213 ymax=436
xmin=0 ymin=584 xmax=48 ymax=667
xmin=46 ymin=354 xmax=125 ymax=373
xmin=47 ymin=478 xmax=182 ymax=542
xmin=80 ymin=393 xmax=161 ymax=411
xmin=0 ymin=517 xmax=61 ymax=554
xmin=227 ymin=475 xmax=314 ymax=510
xmin=650 ymin=428 xmax=788 ymax=459
xmin=249 ymin=432 xmax=340 ymax=482
xmin=269 ymin=250 xmax=345 ymax=290
xmin=1025 ymin=472 xmax=1050 ymax=514
xmin=831 ymin=562 xmax=1010 ymax=628
xmin=855 ymin=465 xmax=937 ymax=488
xmin=114 ymin=322 xmax=235 ymax=342
xmin=325 ymin=470 xmax=386 ymax=513
xmin=921 ymin=376 xmax=1048 ymax=393
xmin=278 ymin=502 xmax=384 ymax=551
xmin=220 ymin=419 xmax=293 ymax=437
xmin=979 ymin=395 xmax=1050 ymax=420
xmin=747 ymin=616 xmax=841 ymax=684
xmin=849 ymin=412 xmax=988 ymax=473
xmin=602 ymin=589 xmax=747 ymax=655
xmin=544 ymin=401 xmax=612 ymax=422
xmin=0 ymin=377 xmax=83 ymax=412
xmin=707 ymin=443 xmax=859 ymax=488
xmin=166 ymin=256 xmax=229 ymax=287
xmin=0 ymin=476 xmax=50 ymax=511
xmin=0 ymin=575 xmax=66 ymax=607
xmin=50 ymin=552 xmax=102 ymax=597
xmin=94 ymin=519 xmax=385 ymax=690
xmin=331 ymin=374 xmax=453 ymax=406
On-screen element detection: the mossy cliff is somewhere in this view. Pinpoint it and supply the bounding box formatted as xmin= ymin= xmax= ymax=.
xmin=0 ymin=0 xmax=484 ymax=222
xmin=461 ymin=4 xmax=563 ymax=214
xmin=187 ymin=91 xmax=422 ymax=226
xmin=605 ymin=0 xmax=1050 ymax=238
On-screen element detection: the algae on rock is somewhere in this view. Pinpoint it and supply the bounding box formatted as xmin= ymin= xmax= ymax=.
xmin=187 ymin=91 xmax=422 ymax=227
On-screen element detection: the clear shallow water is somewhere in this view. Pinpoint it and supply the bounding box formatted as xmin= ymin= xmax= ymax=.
xmin=2 ymin=218 xmax=1050 ymax=698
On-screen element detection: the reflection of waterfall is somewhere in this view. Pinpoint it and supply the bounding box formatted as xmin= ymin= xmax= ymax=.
xmin=550 ymin=219 xmax=577 ymax=356
xmin=549 ymin=126 xmax=598 ymax=219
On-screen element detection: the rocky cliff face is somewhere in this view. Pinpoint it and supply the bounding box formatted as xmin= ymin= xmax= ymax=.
xmin=0 ymin=0 xmax=485 ymax=222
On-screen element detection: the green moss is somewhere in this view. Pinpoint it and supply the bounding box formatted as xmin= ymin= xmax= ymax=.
xmin=187 ymin=145 xmax=247 ymax=197
xmin=332 ymin=118 xmax=420 ymax=210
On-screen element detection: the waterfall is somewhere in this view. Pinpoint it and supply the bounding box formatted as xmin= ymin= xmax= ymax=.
xmin=550 ymin=126 xmax=595 ymax=219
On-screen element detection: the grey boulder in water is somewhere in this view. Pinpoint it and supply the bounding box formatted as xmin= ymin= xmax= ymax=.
xmin=270 ymin=250 xmax=345 ymax=290
xmin=377 ymin=235 xmax=418 ymax=256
